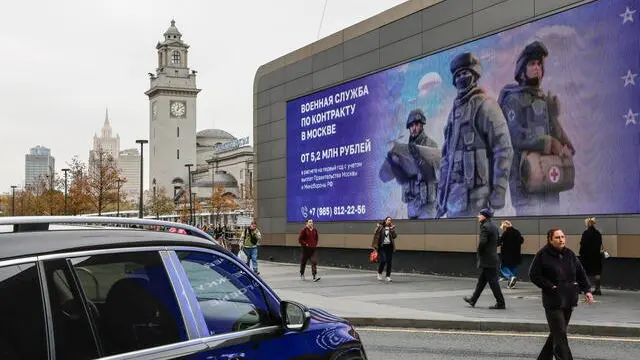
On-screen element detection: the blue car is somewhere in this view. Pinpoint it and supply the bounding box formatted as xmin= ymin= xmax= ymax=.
xmin=0 ymin=217 xmax=367 ymax=360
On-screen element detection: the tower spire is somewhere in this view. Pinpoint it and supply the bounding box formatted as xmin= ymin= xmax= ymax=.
xmin=104 ymin=108 xmax=110 ymax=126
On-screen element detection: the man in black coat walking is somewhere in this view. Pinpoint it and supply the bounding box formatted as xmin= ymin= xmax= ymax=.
xmin=464 ymin=208 xmax=506 ymax=309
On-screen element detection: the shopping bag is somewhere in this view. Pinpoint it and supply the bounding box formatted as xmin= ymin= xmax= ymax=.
xmin=238 ymin=248 xmax=248 ymax=263
xmin=369 ymin=250 xmax=378 ymax=263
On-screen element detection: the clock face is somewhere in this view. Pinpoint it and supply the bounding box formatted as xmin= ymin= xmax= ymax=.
xmin=170 ymin=101 xmax=186 ymax=118
xmin=152 ymin=102 xmax=157 ymax=120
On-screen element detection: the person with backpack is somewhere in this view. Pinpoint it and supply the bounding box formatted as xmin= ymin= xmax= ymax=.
xmin=242 ymin=220 xmax=261 ymax=275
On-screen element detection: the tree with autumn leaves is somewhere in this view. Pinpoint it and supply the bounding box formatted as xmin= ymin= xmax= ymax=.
xmin=210 ymin=184 xmax=239 ymax=224
xmin=144 ymin=186 xmax=176 ymax=218
xmin=3 ymin=148 xmax=127 ymax=216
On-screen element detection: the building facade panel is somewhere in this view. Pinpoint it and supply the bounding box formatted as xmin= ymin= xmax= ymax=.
xmin=421 ymin=15 xmax=473 ymax=55
xmin=472 ymin=0 xmax=535 ymax=35
xmin=421 ymin=0 xmax=472 ymax=31
xmin=312 ymin=63 xmax=344 ymax=90
xmin=312 ymin=45 xmax=344 ymax=72
xmin=379 ymin=33 xmax=423 ymax=68
xmin=342 ymin=49 xmax=380 ymax=79
xmin=534 ymin=0 xmax=586 ymax=15
xmin=473 ymin=0 xmax=507 ymax=12
xmin=379 ymin=11 xmax=423 ymax=47
xmin=343 ymin=30 xmax=379 ymax=60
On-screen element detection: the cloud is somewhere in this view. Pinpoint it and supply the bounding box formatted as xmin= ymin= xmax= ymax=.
xmin=418 ymin=72 xmax=443 ymax=97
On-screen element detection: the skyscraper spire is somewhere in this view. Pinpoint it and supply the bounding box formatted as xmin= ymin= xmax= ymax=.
xmin=104 ymin=108 xmax=110 ymax=126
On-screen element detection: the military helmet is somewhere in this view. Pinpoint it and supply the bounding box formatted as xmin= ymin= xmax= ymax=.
xmin=406 ymin=109 xmax=426 ymax=128
xmin=514 ymin=41 xmax=548 ymax=82
xmin=449 ymin=52 xmax=482 ymax=84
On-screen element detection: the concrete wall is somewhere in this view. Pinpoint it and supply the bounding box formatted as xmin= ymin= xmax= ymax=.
xmin=253 ymin=0 xmax=640 ymax=259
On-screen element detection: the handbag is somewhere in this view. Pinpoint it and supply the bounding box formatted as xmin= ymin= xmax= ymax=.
xmin=369 ymin=250 xmax=379 ymax=263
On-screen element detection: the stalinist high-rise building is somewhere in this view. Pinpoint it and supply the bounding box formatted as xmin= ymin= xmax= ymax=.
xmin=90 ymin=109 xmax=140 ymax=200
xmin=145 ymin=20 xmax=200 ymax=200
xmin=91 ymin=109 xmax=120 ymax=159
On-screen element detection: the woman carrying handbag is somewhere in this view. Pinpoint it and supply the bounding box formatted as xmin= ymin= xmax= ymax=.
xmin=372 ymin=216 xmax=397 ymax=283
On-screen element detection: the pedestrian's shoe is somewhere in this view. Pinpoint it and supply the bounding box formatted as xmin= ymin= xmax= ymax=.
xmin=499 ymin=277 xmax=507 ymax=282
xmin=300 ymin=274 xmax=305 ymax=281
xmin=593 ymin=289 xmax=602 ymax=296
xmin=508 ymin=277 xmax=517 ymax=289
xmin=489 ymin=303 xmax=506 ymax=310
xmin=463 ymin=296 xmax=476 ymax=308
xmin=255 ymin=271 xmax=260 ymax=276
xmin=385 ymin=276 xmax=392 ymax=282
xmin=313 ymin=275 xmax=321 ymax=282
xmin=377 ymin=273 xmax=383 ymax=281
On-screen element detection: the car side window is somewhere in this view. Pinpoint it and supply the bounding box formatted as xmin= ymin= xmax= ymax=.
xmin=0 ymin=263 xmax=48 ymax=360
xmin=43 ymin=259 xmax=100 ymax=360
xmin=176 ymin=251 xmax=275 ymax=336
xmin=68 ymin=251 xmax=188 ymax=357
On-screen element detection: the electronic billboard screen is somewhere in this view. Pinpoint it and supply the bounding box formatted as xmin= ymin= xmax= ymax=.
xmin=286 ymin=0 xmax=640 ymax=222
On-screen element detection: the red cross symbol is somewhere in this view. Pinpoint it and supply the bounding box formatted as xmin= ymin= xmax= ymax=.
xmin=549 ymin=166 xmax=560 ymax=183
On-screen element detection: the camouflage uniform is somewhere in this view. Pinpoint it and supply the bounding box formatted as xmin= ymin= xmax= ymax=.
xmin=438 ymin=53 xmax=514 ymax=218
xmin=404 ymin=110 xmax=439 ymax=219
xmin=498 ymin=41 xmax=574 ymax=215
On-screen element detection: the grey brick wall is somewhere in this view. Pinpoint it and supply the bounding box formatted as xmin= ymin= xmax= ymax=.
xmin=253 ymin=0 xmax=640 ymax=244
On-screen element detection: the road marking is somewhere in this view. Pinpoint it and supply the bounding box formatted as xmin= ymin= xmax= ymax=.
xmin=356 ymin=327 xmax=640 ymax=342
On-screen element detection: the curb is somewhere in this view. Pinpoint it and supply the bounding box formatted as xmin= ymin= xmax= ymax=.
xmin=344 ymin=317 xmax=640 ymax=338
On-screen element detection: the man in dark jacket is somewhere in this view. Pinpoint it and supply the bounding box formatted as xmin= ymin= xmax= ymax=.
xmin=529 ymin=228 xmax=593 ymax=360
xmin=298 ymin=219 xmax=320 ymax=281
xmin=463 ymin=208 xmax=506 ymax=309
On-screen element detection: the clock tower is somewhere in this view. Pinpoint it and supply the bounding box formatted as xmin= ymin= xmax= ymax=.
xmin=145 ymin=20 xmax=200 ymax=200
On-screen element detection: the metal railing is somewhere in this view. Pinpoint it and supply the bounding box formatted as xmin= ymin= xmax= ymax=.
xmin=0 ymin=216 xmax=217 ymax=243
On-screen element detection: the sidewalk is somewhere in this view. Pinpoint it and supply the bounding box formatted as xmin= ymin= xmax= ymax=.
xmin=258 ymin=262 xmax=640 ymax=337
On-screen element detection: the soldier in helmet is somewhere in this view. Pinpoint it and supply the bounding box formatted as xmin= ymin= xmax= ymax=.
xmin=381 ymin=109 xmax=440 ymax=219
xmin=437 ymin=53 xmax=514 ymax=218
xmin=498 ymin=41 xmax=575 ymax=216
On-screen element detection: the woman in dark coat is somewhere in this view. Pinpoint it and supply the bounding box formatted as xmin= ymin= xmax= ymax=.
xmin=529 ymin=228 xmax=594 ymax=360
xmin=372 ymin=216 xmax=397 ymax=283
xmin=498 ymin=220 xmax=524 ymax=289
xmin=579 ymin=217 xmax=604 ymax=295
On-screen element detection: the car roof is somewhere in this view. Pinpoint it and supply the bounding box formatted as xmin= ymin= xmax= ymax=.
xmin=0 ymin=228 xmax=230 ymax=262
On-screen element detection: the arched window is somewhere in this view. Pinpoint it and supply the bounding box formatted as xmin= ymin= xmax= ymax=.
xmin=172 ymin=51 xmax=181 ymax=65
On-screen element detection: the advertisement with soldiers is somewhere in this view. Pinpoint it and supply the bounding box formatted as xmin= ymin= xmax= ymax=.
xmin=286 ymin=0 xmax=640 ymax=222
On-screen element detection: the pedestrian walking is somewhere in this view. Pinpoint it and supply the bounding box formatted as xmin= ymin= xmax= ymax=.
xmin=463 ymin=208 xmax=506 ymax=309
xmin=529 ymin=228 xmax=594 ymax=360
xmin=242 ymin=220 xmax=261 ymax=275
xmin=498 ymin=220 xmax=524 ymax=289
xmin=579 ymin=217 xmax=604 ymax=295
xmin=298 ymin=219 xmax=320 ymax=281
xmin=372 ymin=216 xmax=397 ymax=282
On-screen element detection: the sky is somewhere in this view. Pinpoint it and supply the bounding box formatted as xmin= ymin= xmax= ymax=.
xmin=0 ymin=0 xmax=406 ymax=192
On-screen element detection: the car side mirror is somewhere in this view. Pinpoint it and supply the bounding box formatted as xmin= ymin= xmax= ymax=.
xmin=280 ymin=300 xmax=310 ymax=332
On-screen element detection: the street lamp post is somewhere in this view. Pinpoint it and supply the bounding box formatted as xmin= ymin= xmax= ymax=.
xmin=62 ymin=168 xmax=70 ymax=215
xmin=116 ymin=178 xmax=124 ymax=217
xmin=10 ymin=185 xmax=17 ymax=216
xmin=185 ymin=163 xmax=194 ymax=225
xmin=136 ymin=139 xmax=148 ymax=218
xmin=152 ymin=178 xmax=158 ymax=220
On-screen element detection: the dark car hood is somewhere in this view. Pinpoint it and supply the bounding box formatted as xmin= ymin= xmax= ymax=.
xmin=308 ymin=308 xmax=349 ymax=325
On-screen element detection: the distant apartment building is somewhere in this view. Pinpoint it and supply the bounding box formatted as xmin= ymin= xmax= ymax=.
xmin=25 ymin=145 xmax=55 ymax=189
xmin=118 ymin=148 xmax=141 ymax=200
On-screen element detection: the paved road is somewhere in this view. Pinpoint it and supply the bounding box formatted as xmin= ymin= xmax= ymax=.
xmin=358 ymin=328 xmax=640 ymax=360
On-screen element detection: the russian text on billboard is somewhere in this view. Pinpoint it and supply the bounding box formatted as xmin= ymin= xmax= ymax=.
xmin=286 ymin=0 xmax=640 ymax=222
